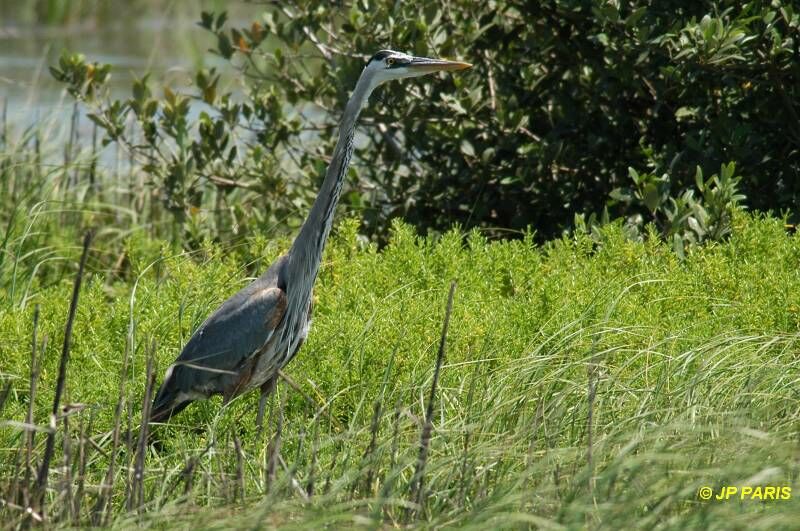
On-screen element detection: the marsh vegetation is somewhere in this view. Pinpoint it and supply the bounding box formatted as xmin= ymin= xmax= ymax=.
xmin=1 ymin=1 xmax=799 ymax=528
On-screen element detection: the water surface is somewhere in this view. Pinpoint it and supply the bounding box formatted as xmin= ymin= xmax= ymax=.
xmin=1 ymin=1 xmax=260 ymax=129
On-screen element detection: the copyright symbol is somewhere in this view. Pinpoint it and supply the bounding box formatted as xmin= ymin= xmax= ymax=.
xmin=698 ymin=487 xmax=713 ymax=500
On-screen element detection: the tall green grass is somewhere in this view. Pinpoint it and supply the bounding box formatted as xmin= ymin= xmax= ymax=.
xmin=1 ymin=209 xmax=799 ymax=528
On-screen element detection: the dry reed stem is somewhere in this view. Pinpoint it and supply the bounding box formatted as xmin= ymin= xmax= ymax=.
xmin=34 ymin=230 xmax=92 ymax=519
xmin=408 ymin=281 xmax=456 ymax=519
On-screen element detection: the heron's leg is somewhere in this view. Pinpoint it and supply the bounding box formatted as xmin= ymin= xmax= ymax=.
xmin=256 ymin=376 xmax=277 ymax=437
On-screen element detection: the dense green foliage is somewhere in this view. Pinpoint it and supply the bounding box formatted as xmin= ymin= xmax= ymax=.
xmin=2 ymin=213 xmax=800 ymax=527
xmin=50 ymin=0 xmax=798 ymax=245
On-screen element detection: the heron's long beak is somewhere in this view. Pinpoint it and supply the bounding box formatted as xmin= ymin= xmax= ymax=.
xmin=408 ymin=56 xmax=472 ymax=73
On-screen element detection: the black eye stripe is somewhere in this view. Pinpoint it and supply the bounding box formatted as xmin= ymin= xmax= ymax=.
xmin=370 ymin=50 xmax=394 ymax=62
xmin=367 ymin=51 xmax=408 ymax=68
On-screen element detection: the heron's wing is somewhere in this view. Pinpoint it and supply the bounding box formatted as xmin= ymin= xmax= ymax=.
xmin=159 ymin=283 xmax=287 ymax=400
xmin=150 ymin=255 xmax=290 ymax=422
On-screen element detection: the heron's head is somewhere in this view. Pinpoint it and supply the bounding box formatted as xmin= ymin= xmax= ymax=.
xmin=364 ymin=49 xmax=471 ymax=87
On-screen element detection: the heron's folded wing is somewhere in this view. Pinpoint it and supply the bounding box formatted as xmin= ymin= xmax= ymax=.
xmin=170 ymin=284 xmax=287 ymax=394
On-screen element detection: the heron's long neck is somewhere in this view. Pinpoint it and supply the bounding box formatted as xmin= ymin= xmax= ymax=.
xmin=287 ymin=72 xmax=375 ymax=288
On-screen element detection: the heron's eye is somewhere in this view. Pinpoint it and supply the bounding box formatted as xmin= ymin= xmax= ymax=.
xmin=386 ymin=58 xmax=395 ymax=67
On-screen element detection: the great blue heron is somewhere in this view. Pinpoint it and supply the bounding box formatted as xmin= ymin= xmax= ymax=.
xmin=149 ymin=50 xmax=471 ymax=428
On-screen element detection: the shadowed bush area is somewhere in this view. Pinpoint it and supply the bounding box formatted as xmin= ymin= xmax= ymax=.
xmin=2 ymin=213 xmax=799 ymax=528
xmin=47 ymin=1 xmax=798 ymax=247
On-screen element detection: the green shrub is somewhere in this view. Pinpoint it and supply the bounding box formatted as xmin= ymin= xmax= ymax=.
xmin=51 ymin=1 xmax=799 ymax=246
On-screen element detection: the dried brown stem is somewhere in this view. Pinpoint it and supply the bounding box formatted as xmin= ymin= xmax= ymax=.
xmin=92 ymin=303 xmax=133 ymax=524
xmin=266 ymin=389 xmax=285 ymax=493
xmin=131 ymin=342 xmax=156 ymax=512
xmin=35 ymin=230 xmax=92 ymax=517
xmin=233 ymin=434 xmax=245 ymax=503
xmin=408 ymin=281 xmax=456 ymax=519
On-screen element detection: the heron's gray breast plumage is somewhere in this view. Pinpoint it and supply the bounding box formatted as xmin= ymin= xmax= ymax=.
xmin=250 ymin=251 xmax=315 ymax=389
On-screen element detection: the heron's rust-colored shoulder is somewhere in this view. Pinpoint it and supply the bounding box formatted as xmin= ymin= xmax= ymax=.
xmin=254 ymin=286 xmax=286 ymax=330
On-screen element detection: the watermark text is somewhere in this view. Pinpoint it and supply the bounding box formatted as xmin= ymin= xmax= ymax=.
xmin=697 ymin=486 xmax=791 ymax=501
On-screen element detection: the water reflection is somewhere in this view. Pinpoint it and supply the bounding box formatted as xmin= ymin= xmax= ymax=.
xmin=0 ymin=1 xmax=260 ymax=127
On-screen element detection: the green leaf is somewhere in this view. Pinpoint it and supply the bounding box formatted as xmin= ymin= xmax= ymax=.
xmin=625 ymin=7 xmax=647 ymax=28
xmin=217 ymin=34 xmax=234 ymax=59
xmin=695 ymin=166 xmax=704 ymax=191
xmin=133 ymin=78 xmax=150 ymax=102
xmin=687 ymin=216 xmax=706 ymax=238
xmin=48 ymin=66 xmax=64 ymax=82
xmin=628 ymin=167 xmax=640 ymax=185
xmin=215 ymin=11 xmax=228 ymax=31
xmin=609 ymin=187 xmax=632 ymax=203
xmin=214 ymin=120 xmax=225 ymax=141
xmin=672 ymin=233 xmax=685 ymax=260
xmin=642 ymin=183 xmax=662 ymax=212
xmin=87 ymin=113 xmax=106 ymax=129
xmin=675 ymin=106 xmax=697 ymax=121
xmin=200 ymin=11 xmax=214 ymax=30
